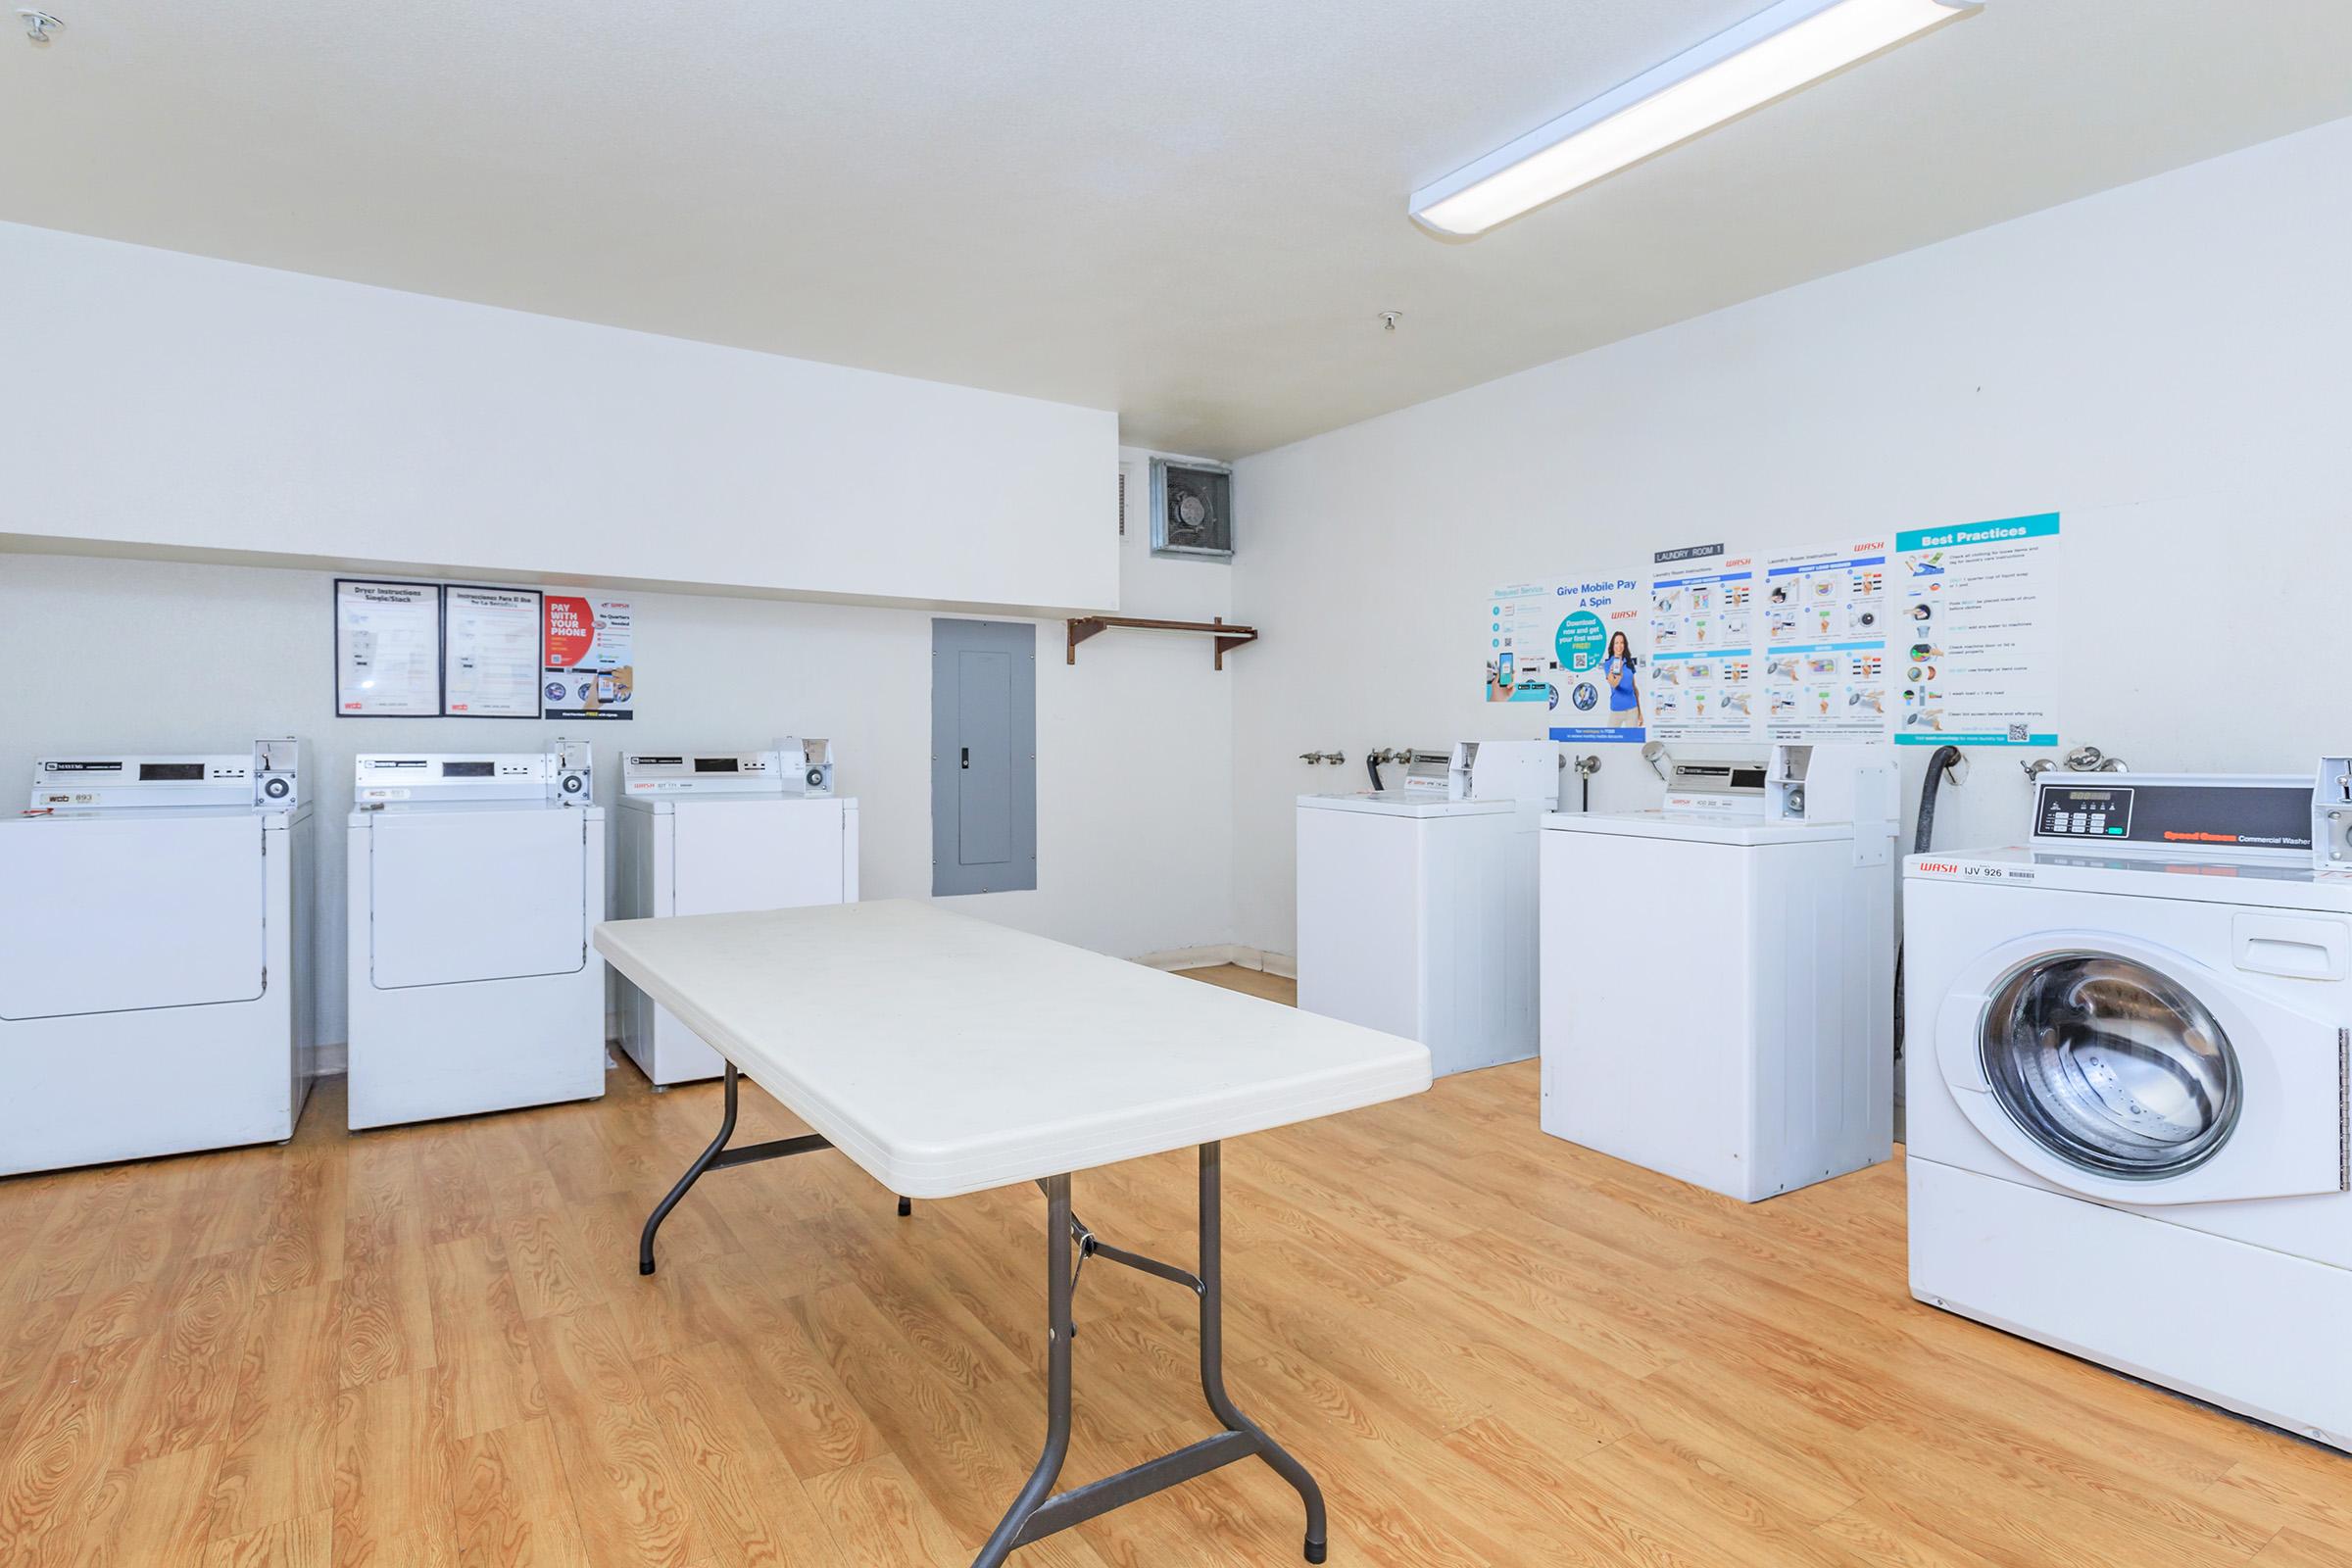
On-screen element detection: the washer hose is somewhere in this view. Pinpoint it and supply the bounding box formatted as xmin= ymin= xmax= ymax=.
xmin=1366 ymin=754 xmax=1384 ymax=792
xmin=1894 ymin=745 xmax=1965 ymax=1077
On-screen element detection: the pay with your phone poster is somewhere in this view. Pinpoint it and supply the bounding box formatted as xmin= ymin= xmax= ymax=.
xmin=542 ymin=595 xmax=634 ymax=720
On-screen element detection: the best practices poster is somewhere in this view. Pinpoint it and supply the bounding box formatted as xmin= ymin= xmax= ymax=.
xmin=542 ymin=595 xmax=635 ymax=720
xmin=1893 ymin=513 xmax=2061 ymax=746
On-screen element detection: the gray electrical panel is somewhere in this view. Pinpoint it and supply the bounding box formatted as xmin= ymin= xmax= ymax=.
xmin=931 ymin=619 xmax=1037 ymax=896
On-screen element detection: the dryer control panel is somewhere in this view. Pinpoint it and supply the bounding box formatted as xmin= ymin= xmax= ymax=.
xmin=622 ymin=752 xmax=784 ymax=796
xmin=25 ymin=739 xmax=306 ymax=813
xmin=355 ymin=742 xmax=591 ymax=807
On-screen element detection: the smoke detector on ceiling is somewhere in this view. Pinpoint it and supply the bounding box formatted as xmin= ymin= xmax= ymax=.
xmin=18 ymin=9 xmax=61 ymax=42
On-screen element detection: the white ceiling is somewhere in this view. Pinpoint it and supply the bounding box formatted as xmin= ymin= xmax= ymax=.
xmin=5 ymin=2 xmax=2349 ymax=458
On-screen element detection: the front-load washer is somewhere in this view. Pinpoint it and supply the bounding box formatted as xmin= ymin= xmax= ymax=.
xmin=1906 ymin=769 xmax=2352 ymax=1451
xmin=2 ymin=740 xmax=314 ymax=1174
xmin=612 ymin=748 xmax=860 ymax=1085
xmin=1539 ymin=744 xmax=1899 ymax=1200
xmin=346 ymin=742 xmax=606 ymax=1129
xmin=1296 ymin=741 xmax=1563 ymax=1077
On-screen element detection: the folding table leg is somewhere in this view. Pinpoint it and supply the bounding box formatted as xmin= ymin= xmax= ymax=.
xmin=639 ymin=1059 xmax=741 ymax=1275
xmin=1200 ymin=1140 xmax=1330 ymax=1563
xmin=966 ymin=1148 xmax=1330 ymax=1565
xmin=971 ymin=1173 xmax=1074 ymax=1568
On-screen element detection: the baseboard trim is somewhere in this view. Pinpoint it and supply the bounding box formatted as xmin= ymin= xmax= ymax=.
xmin=1133 ymin=944 xmax=1297 ymax=978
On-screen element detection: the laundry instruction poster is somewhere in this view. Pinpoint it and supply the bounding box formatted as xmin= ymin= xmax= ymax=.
xmin=1758 ymin=538 xmax=1891 ymax=742
xmin=1643 ymin=545 xmax=1756 ymax=741
xmin=334 ymin=579 xmax=442 ymax=717
xmin=442 ymin=586 xmax=544 ymax=718
xmin=1893 ymin=513 xmax=2061 ymax=746
xmin=542 ymin=595 xmax=635 ymax=720
xmin=1542 ymin=571 xmax=1649 ymax=744
xmin=1486 ymin=581 xmax=1561 ymax=707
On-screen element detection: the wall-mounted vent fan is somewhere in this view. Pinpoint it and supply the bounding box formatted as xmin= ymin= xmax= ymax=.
xmin=1150 ymin=459 xmax=1234 ymax=561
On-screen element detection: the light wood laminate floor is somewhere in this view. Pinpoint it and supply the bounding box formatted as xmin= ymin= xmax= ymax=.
xmin=1 ymin=966 xmax=2344 ymax=1566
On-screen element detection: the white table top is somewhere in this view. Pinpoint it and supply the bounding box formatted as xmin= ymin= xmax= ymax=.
xmin=594 ymin=900 xmax=1433 ymax=1199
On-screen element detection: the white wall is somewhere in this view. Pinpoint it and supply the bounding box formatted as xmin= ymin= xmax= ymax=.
xmin=0 ymin=526 xmax=1234 ymax=1052
xmin=0 ymin=221 xmax=1118 ymax=614
xmin=1230 ymin=116 xmax=2352 ymax=956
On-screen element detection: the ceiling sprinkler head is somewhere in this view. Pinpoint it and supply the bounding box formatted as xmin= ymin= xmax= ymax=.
xmin=19 ymin=9 xmax=61 ymax=42
xmin=1378 ymin=310 xmax=1402 ymax=332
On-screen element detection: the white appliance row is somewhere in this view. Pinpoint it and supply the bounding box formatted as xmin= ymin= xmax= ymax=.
xmin=2 ymin=739 xmax=858 ymax=1177
xmin=612 ymin=751 xmax=859 ymax=1085
xmin=2 ymin=743 xmax=313 ymax=1178
xmin=1296 ymin=741 xmax=1562 ymax=1078
xmin=1537 ymin=743 xmax=1900 ymax=1202
xmin=1905 ymin=765 xmax=2352 ymax=1453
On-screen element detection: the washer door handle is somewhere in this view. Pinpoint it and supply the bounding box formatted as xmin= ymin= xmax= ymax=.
xmin=1936 ymin=990 xmax=1991 ymax=1093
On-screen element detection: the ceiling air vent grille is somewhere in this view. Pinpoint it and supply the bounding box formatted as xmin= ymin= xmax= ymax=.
xmin=1150 ymin=459 xmax=1234 ymax=561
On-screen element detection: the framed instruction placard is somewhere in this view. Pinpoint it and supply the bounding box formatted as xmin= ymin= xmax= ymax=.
xmin=335 ymin=579 xmax=442 ymax=717
xmin=442 ymin=585 xmax=545 ymax=718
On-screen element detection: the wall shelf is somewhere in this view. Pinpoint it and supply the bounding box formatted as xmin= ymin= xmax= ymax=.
xmin=1064 ymin=615 xmax=1258 ymax=669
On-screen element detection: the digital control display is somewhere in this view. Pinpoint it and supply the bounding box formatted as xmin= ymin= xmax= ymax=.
xmin=2036 ymin=780 xmax=2314 ymax=851
xmin=693 ymin=758 xmax=741 ymax=773
xmin=2038 ymin=784 xmax=2131 ymax=838
xmin=441 ymin=760 xmax=496 ymax=778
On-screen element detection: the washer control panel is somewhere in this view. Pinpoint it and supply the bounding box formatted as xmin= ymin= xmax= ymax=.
xmin=2031 ymin=776 xmax=2313 ymax=855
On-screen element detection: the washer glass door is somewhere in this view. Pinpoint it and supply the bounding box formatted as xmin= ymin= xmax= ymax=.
xmin=1980 ymin=953 xmax=2242 ymax=1180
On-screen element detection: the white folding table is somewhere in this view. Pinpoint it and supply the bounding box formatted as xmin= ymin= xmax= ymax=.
xmin=595 ymin=899 xmax=1432 ymax=1566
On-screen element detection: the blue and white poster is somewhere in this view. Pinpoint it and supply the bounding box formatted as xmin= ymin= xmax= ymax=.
xmin=1644 ymin=547 xmax=1757 ymax=741
xmin=1539 ymin=570 xmax=1648 ymax=744
xmin=1893 ymin=513 xmax=2061 ymax=747
xmin=1486 ymin=581 xmax=1559 ymax=707
xmin=1758 ymin=537 xmax=1892 ymax=742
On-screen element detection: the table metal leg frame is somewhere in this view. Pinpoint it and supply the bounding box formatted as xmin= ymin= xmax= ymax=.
xmin=639 ymin=1060 xmax=909 ymax=1276
xmin=972 ymin=1141 xmax=1328 ymax=1566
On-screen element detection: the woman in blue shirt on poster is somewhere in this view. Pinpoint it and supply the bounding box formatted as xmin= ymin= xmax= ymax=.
xmin=1603 ymin=631 xmax=1642 ymax=729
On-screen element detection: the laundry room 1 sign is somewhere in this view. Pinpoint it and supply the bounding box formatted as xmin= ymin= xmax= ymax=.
xmin=542 ymin=595 xmax=635 ymax=720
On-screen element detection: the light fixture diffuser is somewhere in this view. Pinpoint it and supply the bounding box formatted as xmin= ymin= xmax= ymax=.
xmin=1410 ymin=0 xmax=1982 ymax=237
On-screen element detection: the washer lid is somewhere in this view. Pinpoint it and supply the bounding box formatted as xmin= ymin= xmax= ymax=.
xmin=1540 ymin=809 xmax=1858 ymax=846
xmin=1296 ymin=793 xmax=1511 ymax=817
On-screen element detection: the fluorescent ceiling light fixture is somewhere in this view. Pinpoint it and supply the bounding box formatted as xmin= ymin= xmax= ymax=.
xmin=1410 ymin=0 xmax=1982 ymax=237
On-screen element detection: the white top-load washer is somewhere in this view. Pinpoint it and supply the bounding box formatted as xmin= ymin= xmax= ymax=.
xmin=612 ymin=747 xmax=860 ymax=1085
xmin=1297 ymin=740 xmax=1562 ymax=1078
xmin=1906 ymin=765 xmax=2352 ymax=1452
xmin=346 ymin=742 xmax=605 ymax=1129
xmin=1539 ymin=743 xmax=1899 ymax=1200
xmin=1 ymin=740 xmax=314 ymax=1175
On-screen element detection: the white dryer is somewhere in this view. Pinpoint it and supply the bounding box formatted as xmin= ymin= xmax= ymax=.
xmin=1907 ymin=770 xmax=2352 ymax=1451
xmin=612 ymin=749 xmax=860 ymax=1085
xmin=1539 ymin=744 xmax=1899 ymax=1200
xmin=1 ymin=741 xmax=314 ymax=1175
xmin=346 ymin=743 xmax=605 ymax=1129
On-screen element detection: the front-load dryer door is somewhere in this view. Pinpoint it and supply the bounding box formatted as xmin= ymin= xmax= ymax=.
xmin=368 ymin=810 xmax=588 ymax=989
xmin=1935 ymin=928 xmax=2346 ymax=1204
xmin=0 ymin=814 xmax=266 ymax=1019
xmin=671 ymin=800 xmax=845 ymax=914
